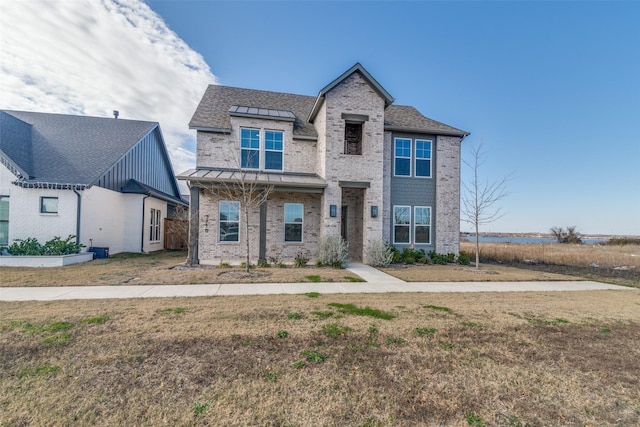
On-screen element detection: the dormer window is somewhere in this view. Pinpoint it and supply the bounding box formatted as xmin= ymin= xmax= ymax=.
xmin=240 ymin=127 xmax=284 ymax=171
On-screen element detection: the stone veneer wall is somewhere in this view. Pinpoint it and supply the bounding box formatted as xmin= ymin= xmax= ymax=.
xmin=435 ymin=135 xmax=461 ymax=255
xmin=316 ymin=72 xmax=386 ymax=263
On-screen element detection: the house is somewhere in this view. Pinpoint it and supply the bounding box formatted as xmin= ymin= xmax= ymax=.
xmin=178 ymin=63 xmax=468 ymax=265
xmin=0 ymin=110 xmax=186 ymax=254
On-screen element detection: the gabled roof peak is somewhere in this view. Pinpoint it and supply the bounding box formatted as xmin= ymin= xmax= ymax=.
xmin=308 ymin=63 xmax=395 ymax=123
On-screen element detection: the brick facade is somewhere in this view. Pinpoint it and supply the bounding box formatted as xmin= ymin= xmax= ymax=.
xmin=182 ymin=63 xmax=467 ymax=265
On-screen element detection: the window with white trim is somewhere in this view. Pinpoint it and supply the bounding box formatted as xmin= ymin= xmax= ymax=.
xmin=415 ymin=139 xmax=432 ymax=178
xmin=240 ymin=128 xmax=260 ymax=169
xmin=414 ymin=206 xmax=431 ymax=244
xmin=393 ymin=205 xmax=411 ymax=244
xmin=0 ymin=196 xmax=8 ymax=246
xmin=284 ymin=203 xmax=303 ymax=242
xmin=219 ymin=201 xmax=240 ymax=242
xmin=265 ymin=130 xmax=283 ymax=170
xmin=40 ymin=197 xmax=58 ymax=214
xmin=394 ymin=138 xmax=411 ymax=176
xmin=150 ymin=208 xmax=161 ymax=242
xmin=240 ymin=127 xmax=284 ymax=171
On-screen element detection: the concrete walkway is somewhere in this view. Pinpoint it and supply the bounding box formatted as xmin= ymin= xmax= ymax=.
xmin=0 ymin=267 xmax=633 ymax=302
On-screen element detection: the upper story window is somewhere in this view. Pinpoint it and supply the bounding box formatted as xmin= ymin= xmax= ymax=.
xmin=219 ymin=201 xmax=240 ymax=242
xmin=240 ymin=128 xmax=260 ymax=169
xmin=240 ymin=128 xmax=284 ymax=171
xmin=284 ymin=203 xmax=303 ymax=242
xmin=265 ymin=130 xmax=283 ymax=170
xmin=394 ymin=137 xmax=433 ymax=178
xmin=344 ymin=122 xmax=362 ymax=155
xmin=415 ymin=140 xmax=432 ymax=178
xmin=40 ymin=196 xmax=58 ymax=214
xmin=394 ymin=138 xmax=411 ymax=176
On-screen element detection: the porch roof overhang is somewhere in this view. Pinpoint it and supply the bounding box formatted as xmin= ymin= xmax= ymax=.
xmin=177 ymin=168 xmax=327 ymax=193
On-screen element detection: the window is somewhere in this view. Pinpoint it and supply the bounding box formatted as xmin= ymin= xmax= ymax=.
xmin=150 ymin=208 xmax=161 ymax=242
xmin=393 ymin=205 xmax=411 ymax=244
xmin=219 ymin=201 xmax=240 ymax=242
xmin=0 ymin=196 xmax=8 ymax=246
xmin=240 ymin=128 xmax=260 ymax=169
xmin=284 ymin=203 xmax=303 ymax=242
xmin=344 ymin=122 xmax=362 ymax=155
xmin=264 ymin=130 xmax=283 ymax=170
xmin=415 ymin=139 xmax=432 ymax=178
xmin=394 ymin=138 xmax=411 ymax=176
xmin=40 ymin=197 xmax=58 ymax=214
xmin=414 ymin=206 xmax=431 ymax=244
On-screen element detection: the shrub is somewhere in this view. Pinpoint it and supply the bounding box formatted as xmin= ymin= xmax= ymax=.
xmin=428 ymin=251 xmax=449 ymax=265
xmin=316 ymin=236 xmax=349 ymax=268
xmin=7 ymin=235 xmax=83 ymax=256
xmin=365 ymin=240 xmax=393 ymax=267
xmin=458 ymin=251 xmax=471 ymax=265
xmin=550 ymin=226 xmax=583 ymax=244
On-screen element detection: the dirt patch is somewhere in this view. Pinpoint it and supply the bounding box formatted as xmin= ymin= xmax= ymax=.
xmin=217 ymin=270 xmax=270 ymax=280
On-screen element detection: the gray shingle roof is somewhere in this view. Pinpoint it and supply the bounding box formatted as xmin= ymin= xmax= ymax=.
xmin=189 ymin=86 xmax=318 ymax=138
xmin=0 ymin=110 xmax=157 ymax=185
xmin=384 ymin=105 xmax=468 ymax=137
xmin=190 ymin=85 xmax=467 ymax=139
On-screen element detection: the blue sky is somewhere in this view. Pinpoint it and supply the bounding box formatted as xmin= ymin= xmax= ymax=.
xmin=148 ymin=0 xmax=639 ymax=236
xmin=1 ymin=1 xmax=638 ymax=235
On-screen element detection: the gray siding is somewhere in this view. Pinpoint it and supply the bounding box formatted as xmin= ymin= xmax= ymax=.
xmin=389 ymin=133 xmax=436 ymax=251
xmin=96 ymin=127 xmax=179 ymax=197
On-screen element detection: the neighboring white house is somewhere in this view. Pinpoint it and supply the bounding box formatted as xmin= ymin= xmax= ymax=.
xmin=0 ymin=110 xmax=186 ymax=254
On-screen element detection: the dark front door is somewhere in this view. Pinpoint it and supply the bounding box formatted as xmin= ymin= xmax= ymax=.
xmin=341 ymin=206 xmax=348 ymax=241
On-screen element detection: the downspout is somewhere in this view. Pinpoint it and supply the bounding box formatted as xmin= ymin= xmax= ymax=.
xmin=73 ymin=188 xmax=82 ymax=245
xmin=141 ymin=195 xmax=150 ymax=253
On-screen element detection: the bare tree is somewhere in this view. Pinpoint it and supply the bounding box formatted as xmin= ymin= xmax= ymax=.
xmin=550 ymin=225 xmax=582 ymax=244
xmin=461 ymin=142 xmax=512 ymax=269
xmin=202 ymin=168 xmax=274 ymax=273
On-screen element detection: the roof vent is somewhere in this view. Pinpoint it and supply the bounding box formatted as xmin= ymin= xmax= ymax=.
xmin=113 ymin=110 xmax=119 ymax=119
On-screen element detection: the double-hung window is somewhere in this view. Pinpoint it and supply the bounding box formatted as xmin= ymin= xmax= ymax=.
xmin=394 ymin=138 xmax=411 ymax=176
xmin=414 ymin=206 xmax=431 ymax=244
xmin=284 ymin=203 xmax=303 ymax=242
xmin=415 ymin=140 xmax=432 ymax=178
xmin=240 ymin=128 xmax=284 ymax=171
xmin=219 ymin=201 xmax=240 ymax=242
xmin=265 ymin=130 xmax=283 ymax=170
xmin=241 ymin=128 xmax=260 ymax=169
xmin=393 ymin=205 xmax=411 ymax=244
xmin=150 ymin=208 xmax=161 ymax=242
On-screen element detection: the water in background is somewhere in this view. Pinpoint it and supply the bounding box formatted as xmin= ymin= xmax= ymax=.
xmin=464 ymin=236 xmax=607 ymax=245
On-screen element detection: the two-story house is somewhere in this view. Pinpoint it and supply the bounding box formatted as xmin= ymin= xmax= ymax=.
xmin=179 ymin=63 xmax=468 ymax=265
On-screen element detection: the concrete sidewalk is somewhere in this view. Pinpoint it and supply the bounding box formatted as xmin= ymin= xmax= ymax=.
xmin=0 ymin=262 xmax=634 ymax=302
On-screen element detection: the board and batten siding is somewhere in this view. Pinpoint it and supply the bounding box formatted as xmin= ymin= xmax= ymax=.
xmin=94 ymin=127 xmax=178 ymax=196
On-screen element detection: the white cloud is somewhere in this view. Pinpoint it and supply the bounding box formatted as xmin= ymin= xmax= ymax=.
xmin=0 ymin=0 xmax=216 ymax=190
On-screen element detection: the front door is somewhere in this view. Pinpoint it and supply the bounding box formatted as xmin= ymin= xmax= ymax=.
xmin=341 ymin=206 xmax=348 ymax=242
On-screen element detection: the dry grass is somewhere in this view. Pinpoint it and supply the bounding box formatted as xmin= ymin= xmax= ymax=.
xmin=382 ymin=263 xmax=579 ymax=282
xmin=461 ymin=242 xmax=640 ymax=269
xmin=2 ymin=291 xmax=639 ymax=426
xmin=461 ymin=242 xmax=640 ymax=287
xmin=0 ymin=251 xmax=362 ymax=287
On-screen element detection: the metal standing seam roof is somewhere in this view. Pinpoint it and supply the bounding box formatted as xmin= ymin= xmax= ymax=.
xmin=177 ymin=168 xmax=327 ymax=189
xmin=229 ymin=105 xmax=296 ymax=122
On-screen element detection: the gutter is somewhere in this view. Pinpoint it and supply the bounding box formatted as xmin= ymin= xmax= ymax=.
xmin=73 ymin=189 xmax=82 ymax=245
